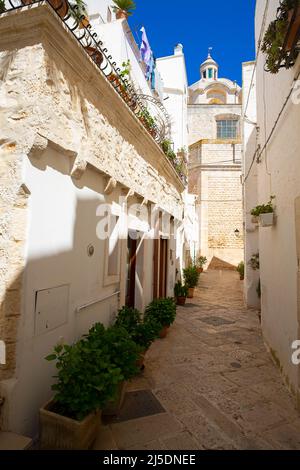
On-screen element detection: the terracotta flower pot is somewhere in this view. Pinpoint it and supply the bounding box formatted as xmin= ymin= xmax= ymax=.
xmin=176 ymin=296 xmax=186 ymax=306
xmin=102 ymin=382 xmax=126 ymax=417
xmin=197 ymin=267 xmax=203 ymax=274
xmin=286 ymin=6 xmax=300 ymax=51
xmin=39 ymin=400 xmax=101 ymax=450
xmin=187 ymin=287 xmax=195 ymax=299
xmin=21 ymin=0 xmax=69 ymax=19
xmin=85 ymin=46 xmax=103 ymax=67
xmin=116 ymin=10 xmax=128 ymax=20
xmin=159 ymin=325 xmax=170 ymax=339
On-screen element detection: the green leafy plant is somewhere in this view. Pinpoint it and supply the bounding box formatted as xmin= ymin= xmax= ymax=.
xmin=138 ymin=108 xmax=156 ymax=133
xmin=45 ymin=335 xmax=122 ymax=421
xmin=0 ymin=0 xmax=6 ymax=14
xmin=69 ymin=0 xmax=88 ymax=23
xmin=197 ymin=256 xmax=208 ymax=268
xmin=112 ymin=0 xmax=136 ymax=16
xmin=161 ymin=140 xmax=177 ymax=161
xmin=249 ymin=253 xmax=260 ymax=271
xmin=261 ymin=0 xmax=299 ymax=73
xmin=87 ymin=323 xmax=140 ymax=380
xmin=183 ymin=265 xmax=200 ymax=289
xmin=120 ymin=60 xmax=131 ymax=79
xmin=145 ymin=298 xmax=177 ymax=328
xmin=115 ymin=306 xmax=160 ymax=351
xmin=174 ymin=281 xmax=188 ymax=298
xmin=237 ymin=261 xmax=245 ymax=280
xmin=251 ymin=196 xmax=275 ymax=216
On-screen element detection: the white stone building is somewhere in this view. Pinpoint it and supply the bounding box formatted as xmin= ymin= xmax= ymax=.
xmin=0 ymin=3 xmax=188 ymax=438
xmin=243 ymin=0 xmax=300 ymax=405
xmin=188 ymin=52 xmax=244 ymax=268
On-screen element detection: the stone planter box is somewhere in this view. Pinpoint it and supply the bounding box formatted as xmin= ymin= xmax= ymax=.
xmin=102 ymin=381 xmax=127 ymax=417
xmin=259 ymin=213 xmax=274 ymax=227
xmin=39 ymin=400 xmax=101 ymax=450
xmin=251 ymin=215 xmax=259 ymax=224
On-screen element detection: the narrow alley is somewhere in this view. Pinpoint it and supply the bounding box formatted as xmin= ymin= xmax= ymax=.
xmin=95 ymin=270 xmax=300 ymax=450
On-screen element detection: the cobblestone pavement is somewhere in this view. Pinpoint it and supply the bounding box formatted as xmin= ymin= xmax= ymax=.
xmin=95 ymin=270 xmax=300 ymax=450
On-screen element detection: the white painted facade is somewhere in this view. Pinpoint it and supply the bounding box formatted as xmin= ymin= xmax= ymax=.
xmin=156 ymin=44 xmax=189 ymax=152
xmin=243 ymin=0 xmax=300 ymax=403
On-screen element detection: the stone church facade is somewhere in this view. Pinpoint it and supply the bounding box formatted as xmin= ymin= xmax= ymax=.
xmin=188 ymin=52 xmax=244 ymax=268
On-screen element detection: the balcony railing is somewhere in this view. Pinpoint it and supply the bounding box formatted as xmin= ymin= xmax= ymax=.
xmin=0 ymin=1 xmax=186 ymax=184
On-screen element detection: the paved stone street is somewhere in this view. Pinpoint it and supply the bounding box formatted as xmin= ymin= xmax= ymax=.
xmin=95 ymin=270 xmax=300 ymax=450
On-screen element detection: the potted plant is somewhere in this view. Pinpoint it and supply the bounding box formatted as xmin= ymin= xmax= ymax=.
xmin=237 ymin=261 xmax=245 ymax=281
xmin=145 ymin=298 xmax=177 ymax=339
xmin=69 ymin=0 xmax=89 ymax=28
xmin=112 ymin=0 xmax=136 ymax=19
xmin=261 ymin=0 xmax=300 ymax=73
xmin=21 ymin=0 xmax=69 ymax=19
xmin=0 ymin=0 xmax=6 ymax=13
xmin=251 ymin=196 xmax=275 ymax=227
xmin=87 ymin=324 xmax=139 ymax=417
xmin=174 ymin=281 xmax=188 ymax=306
xmin=183 ymin=265 xmax=200 ymax=298
xmin=115 ymin=306 xmax=161 ymax=369
xmin=197 ymin=255 xmax=207 ymax=273
xmin=42 ymin=333 xmax=123 ymax=449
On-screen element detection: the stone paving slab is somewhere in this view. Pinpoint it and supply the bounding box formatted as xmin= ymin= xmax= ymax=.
xmin=96 ymin=270 xmax=300 ymax=450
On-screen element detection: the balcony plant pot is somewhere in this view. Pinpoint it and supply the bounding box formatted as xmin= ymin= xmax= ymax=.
xmin=176 ymin=296 xmax=187 ymax=306
xmin=251 ymin=216 xmax=259 ymax=224
xmin=102 ymin=381 xmax=126 ymax=417
xmin=286 ymin=5 xmax=300 ymax=51
xmin=85 ymin=46 xmax=104 ymax=68
xmin=197 ymin=267 xmax=203 ymax=274
xmin=159 ymin=325 xmax=170 ymax=339
xmin=116 ymin=10 xmax=128 ymax=20
xmin=187 ymin=287 xmax=195 ymax=299
xmin=39 ymin=400 xmax=101 ymax=450
xmin=21 ymin=0 xmax=69 ymax=19
xmin=259 ymin=212 xmax=274 ymax=227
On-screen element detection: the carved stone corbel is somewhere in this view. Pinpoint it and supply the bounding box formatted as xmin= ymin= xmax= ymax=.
xmin=71 ymin=157 xmax=88 ymax=180
xmin=104 ymin=177 xmax=117 ymax=195
xmin=28 ymin=134 xmax=48 ymax=159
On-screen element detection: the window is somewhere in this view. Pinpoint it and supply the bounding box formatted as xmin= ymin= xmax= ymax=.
xmin=208 ymin=68 xmax=213 ymax=79
xmin=217 ymin=120 xmax=238 ymax=139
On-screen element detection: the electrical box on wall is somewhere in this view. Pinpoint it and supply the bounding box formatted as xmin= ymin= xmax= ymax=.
xmin=35 ymin=285 xmax=70 ymax=336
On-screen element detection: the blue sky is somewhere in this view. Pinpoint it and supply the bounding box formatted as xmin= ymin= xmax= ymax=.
xmin=128 ymin=0 xmax=256 ymax=86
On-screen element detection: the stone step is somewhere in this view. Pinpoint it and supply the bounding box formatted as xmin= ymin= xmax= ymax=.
xmin=0 ymin=432 xmax=32 ymax=450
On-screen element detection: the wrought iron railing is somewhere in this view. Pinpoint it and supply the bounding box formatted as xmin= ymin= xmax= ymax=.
xmin=0 ymin=1 xmax=185 ymax=183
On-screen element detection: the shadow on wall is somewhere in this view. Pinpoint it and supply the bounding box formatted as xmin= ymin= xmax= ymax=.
xmin=0 ymin=192 xmax=119 ymax=436
xmin=208 ymin=256 xmax=237 ymax=271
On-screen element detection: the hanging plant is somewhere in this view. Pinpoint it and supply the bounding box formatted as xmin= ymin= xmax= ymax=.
xmin=0 ymin=0 xmax=6 ymax=14
xmin=261 ymin=0 xmax=300 ymax=73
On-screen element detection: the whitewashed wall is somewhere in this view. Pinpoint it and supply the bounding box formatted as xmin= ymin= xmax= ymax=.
xmin=254 ymin=0 xmax=300 ymax=400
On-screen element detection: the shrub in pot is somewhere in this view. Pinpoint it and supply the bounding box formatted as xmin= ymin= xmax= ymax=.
xmin=174 ymin=281 xmax=188 ymax=306
xmin=115 ymin=306 xmax=161 ymax=368
xmin=86 ymin=323 xmax=140 ymax=416
xmin=43 ymin=332 xmax=123 ymax=449
xmin=183 ymin=265 xmax=200 ymax=298
xmin=112 ymin=0 xmax=136 ymax=19
xmin=0 ymin=0 xmax=6 ymax=13
xmin=251 ymin=196 xmax=275 ymax=227
xmin=197 ymin=255 xmax=207 ymax=273
xmin=237 ymin=261 xmax=245 ymax=281
xmin=145 ymin=298 xmax=177 ymax=338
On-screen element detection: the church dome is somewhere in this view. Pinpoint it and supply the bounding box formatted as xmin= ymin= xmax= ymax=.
xmin=200 ymin=49 xmax=219 ymax=80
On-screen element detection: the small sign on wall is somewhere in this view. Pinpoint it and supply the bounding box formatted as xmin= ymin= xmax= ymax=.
xmin=35 ymin=285 xmax=69 ymax=336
